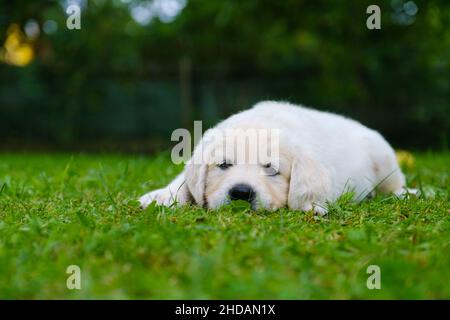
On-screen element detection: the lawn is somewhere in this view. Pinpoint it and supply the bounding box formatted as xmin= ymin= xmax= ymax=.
xmin=0 ymin=152 xmax=448 ymax=299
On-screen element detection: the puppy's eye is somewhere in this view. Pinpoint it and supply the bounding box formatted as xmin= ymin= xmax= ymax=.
xmin=262 ymin=163 xmax=280 ymax=176
xmin=217 ymin=162 xmax=232 ymax=170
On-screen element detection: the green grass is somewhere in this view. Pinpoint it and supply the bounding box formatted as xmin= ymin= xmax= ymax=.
xmin=0 ymin=152 xmax=448 ymax=299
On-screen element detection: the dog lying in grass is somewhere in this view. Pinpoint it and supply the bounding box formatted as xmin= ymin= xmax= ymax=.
xmin=140 ymin=101 xmax=416 ymax=214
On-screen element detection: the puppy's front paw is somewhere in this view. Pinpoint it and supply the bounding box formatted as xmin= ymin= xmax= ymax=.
xmin=395 ymin=187 xmax=420 ymax=198
xmin=301 ymin=202 xmax=328 ymax=216
xmin=139 ymin=188 xmax=176 ymax=209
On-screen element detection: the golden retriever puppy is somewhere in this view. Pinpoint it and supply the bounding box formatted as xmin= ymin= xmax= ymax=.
xmin=139 ymin=101 xmax=416 ymax=215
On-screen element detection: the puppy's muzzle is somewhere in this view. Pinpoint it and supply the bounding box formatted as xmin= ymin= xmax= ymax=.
xmin=229 ymin=184 xmax=255 ymax=203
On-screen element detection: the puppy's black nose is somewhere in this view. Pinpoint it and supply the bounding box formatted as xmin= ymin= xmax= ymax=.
xmin=229 ymin=184 xmax=255 ymax=202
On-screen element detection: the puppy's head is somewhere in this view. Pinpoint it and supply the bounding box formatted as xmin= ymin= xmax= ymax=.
xmin=185 ymin=128 xmax=292 ymax=210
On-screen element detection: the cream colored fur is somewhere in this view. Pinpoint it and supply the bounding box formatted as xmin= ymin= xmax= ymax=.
xmin=139 ymin=101 xmax=416 ymax=215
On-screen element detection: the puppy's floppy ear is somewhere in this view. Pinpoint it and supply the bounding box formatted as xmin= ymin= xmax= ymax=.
xmin=184 ymin=133 xmax=215 ymax=207
xmin=184 ymin=128 xmax=221 ymax=207
xmin=288 ymin=152 xmax=330 ymax=212
xmin=184 ymin=160 xmax=208 ymax=207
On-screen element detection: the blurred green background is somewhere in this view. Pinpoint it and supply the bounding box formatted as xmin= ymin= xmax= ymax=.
xmin=0 ymin=0 xmax=449 ymax=152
